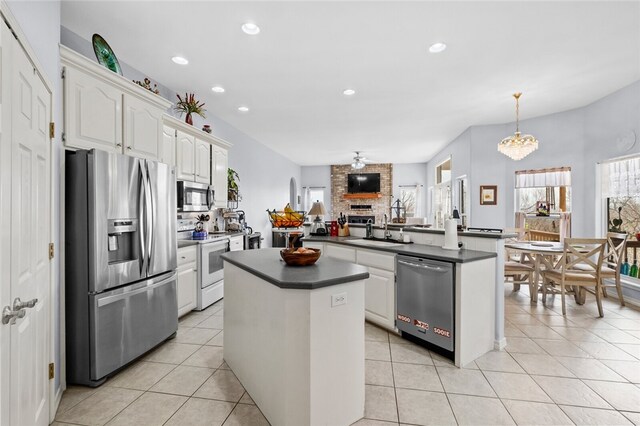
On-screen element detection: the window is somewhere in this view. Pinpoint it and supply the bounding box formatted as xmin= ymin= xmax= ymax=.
xmin=602 ymin=156 xmax=640 ymax=235
xmin=433 ymin=158 xmax=452 ymax=229
xmin=515 ymin=167 xmax=572 ymax=214
xmin=303 ymin=187 xmax=325 ymax=212
xmin=400 ymin=187 xmax=417 ymax=217
xmin=601 ymin=156 xmax=640 ymax=281
xmin=456 ymin=176 xmax=470 ymax=228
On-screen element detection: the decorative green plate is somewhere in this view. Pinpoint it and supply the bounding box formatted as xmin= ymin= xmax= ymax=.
xmin=92 ymin=34 xmax=122 ymax=75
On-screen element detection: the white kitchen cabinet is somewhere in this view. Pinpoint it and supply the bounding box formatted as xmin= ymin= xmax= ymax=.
xmin=229 ymin=235 xmax=244 ymax=251
xmin=364 ymin=266 xmax=396 ymax=330
xmin=63 ymin=64 xmax=123 ymax=153
xmin=177 ymin=246 xmax=197 ymax=317
xmin=61 ymin=46 xmax=171 ymax=159
xmin=195 ymin=139 xmax=211 ymax=184
xmin=302 ymin=241 xmax=325 ymax=251
xmin=176 ymin=130 xmax=196 ymax=181
xmin=123 ymin=94 xmax=163 ymax=160
xmin=161 ymin=125 xmax=176 ymax=167
xmin=212 ymin=146 xmax=228 ymax=208
xmin=325 ymin=244 xmax=356 ymax=262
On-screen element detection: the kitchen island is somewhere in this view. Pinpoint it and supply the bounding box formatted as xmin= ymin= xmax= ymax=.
xmin=221 ymin=249 xmax=369 ymax=426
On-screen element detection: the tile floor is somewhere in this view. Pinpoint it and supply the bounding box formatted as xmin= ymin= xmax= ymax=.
xmin=54 ymin=287 xmax=640 ymax=426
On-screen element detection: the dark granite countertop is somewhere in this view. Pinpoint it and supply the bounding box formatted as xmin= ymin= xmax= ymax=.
xmin=221 ymin=249 xmax=370 ymax=290
xmin=303 ymin=223 xmax=516 ymax=239
xmin=302 ymin=236 xmax=497 ymax=263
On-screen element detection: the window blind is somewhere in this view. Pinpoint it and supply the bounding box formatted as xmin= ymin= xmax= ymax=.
xmin=515 ymin=167 xmax=571 ymax=188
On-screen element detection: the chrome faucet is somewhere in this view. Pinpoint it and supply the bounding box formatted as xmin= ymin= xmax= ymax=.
xmin=383 ymin=214 xmax=392 ymax=239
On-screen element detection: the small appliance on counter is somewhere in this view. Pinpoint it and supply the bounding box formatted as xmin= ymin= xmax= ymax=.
xmin=308 ymin=201 xmax=328 ymax=236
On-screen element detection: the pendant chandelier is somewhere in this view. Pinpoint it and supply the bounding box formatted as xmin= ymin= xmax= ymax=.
xmin=497 ymin=92 xmax=539 ymax=161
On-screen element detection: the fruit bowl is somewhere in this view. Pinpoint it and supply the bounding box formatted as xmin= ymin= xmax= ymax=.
xmin=280 ymin=248 xmax=321 ymax=266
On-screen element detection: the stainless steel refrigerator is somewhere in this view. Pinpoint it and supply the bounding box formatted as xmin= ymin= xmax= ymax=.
xmin=65 ymin=149 xmax=178 ymax=386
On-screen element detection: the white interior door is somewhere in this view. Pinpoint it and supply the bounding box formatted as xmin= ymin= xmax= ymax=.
xmin=0 ymin=21 xmax=51 ymax=426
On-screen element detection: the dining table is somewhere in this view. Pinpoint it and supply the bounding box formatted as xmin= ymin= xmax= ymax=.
xmin=505 ymin=241 xmax=589 ymax=304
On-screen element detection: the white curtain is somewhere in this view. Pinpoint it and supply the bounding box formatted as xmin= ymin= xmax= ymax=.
xmin=559 ymin=212 xmax=571 ymax=242
xmin=515 ymin=167 xmax=572 ymax=188
xmin=303 ymin=187 xmax=311 ymax=212
xmin=601 ymin=157 xmax=640 ymax=198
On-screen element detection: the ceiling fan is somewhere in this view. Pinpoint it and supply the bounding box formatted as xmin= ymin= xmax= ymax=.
xmin=351 ymin=151 xmax=371 ymax=170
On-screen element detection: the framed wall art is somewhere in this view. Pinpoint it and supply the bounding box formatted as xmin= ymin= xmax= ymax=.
xmin=480 ymin=185 xmax=497 ymax=205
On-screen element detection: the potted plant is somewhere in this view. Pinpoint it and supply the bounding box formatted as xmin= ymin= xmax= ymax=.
xmin=228 ymin=168 xmax=240 ymax=201
xmin=174 ymin=92 xmax=206 ymax=125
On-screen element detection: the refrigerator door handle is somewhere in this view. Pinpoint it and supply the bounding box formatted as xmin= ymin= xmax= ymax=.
xmin=145 ymin=161 xmax=155 ymax=274
xmin=138 ymin=161 xmax=148 ymax=275
xmin=207 ymin=186 xmax=214 ymax=210
xmin=96 ymin=272 xmax=177 ymax=307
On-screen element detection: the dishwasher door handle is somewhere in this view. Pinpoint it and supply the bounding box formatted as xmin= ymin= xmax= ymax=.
xmin=398 ymin=260 xmax=449 ymax=273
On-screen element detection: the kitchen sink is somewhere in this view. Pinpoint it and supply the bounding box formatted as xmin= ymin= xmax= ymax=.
xmin=347 ymin=239 xmax=403 ymax=247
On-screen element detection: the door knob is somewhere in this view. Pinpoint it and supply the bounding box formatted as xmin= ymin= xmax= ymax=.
xmin=2 ymin=306 xmax=25 ymax=325
xmin=13 ymin=297 xmax=37 ymax=311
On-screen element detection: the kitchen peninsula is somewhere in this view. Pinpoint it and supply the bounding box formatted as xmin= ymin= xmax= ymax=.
xmin=221 ymin=249 xmax=369 ymax=426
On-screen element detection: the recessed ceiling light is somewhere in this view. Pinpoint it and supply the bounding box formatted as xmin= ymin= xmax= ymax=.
xmin=429 ymin=42 xmax=447 ymax=53
xmin=241 ymin=22 xmax=260 ymax=35
xmin=171 ymin=56 xmax=189 ymax=65
xmin=343 ymin=89 xmax=356 ymax=96
xmin=238 ymin=106 xmax=250 ymax=112
xmin=211 ymin=86 xmax=225 ymax=93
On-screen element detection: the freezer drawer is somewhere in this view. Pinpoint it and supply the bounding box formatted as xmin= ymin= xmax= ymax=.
xmin=90 ymin=271 xmax=178 ymax=380
xmin=396 ymin=256 xmax=455 ymax=352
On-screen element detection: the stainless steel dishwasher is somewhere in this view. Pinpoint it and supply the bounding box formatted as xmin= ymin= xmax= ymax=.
xmin=396 ymin=255 xmax=455 ymax=356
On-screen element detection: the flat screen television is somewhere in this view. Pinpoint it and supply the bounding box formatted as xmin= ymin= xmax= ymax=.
xmin=347 ymin=173 xmax=380 ymax=193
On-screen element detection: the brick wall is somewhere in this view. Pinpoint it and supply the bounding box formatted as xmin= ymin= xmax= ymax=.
xmin=330 ymin=163 xmax=393 ymax=224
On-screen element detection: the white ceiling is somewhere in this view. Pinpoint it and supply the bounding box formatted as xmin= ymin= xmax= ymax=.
xmin=61 ymin=1 xmax=640 ymax=166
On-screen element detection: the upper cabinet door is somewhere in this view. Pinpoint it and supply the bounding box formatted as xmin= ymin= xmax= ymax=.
xmin=64 ymin=66 xmax=123 ymax=153
xmin=213 ymin=146 xmax=228 ymax=208
xmin=123 ymin=94 xmax=163 ymax=160
xmin=161 ymin=125 xmax=176 ymax=168
xmin=176 ymin=131 xmax=196 ymax=181
xmin=195 ymin=139 xmax=211 ymax=184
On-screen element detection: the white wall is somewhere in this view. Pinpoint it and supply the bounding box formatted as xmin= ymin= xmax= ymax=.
xmin=5 ymin=0 xmax=63 ymax=397
xmin=59 ymin=27 xmax=301 ymax=247
xmin=427 ymin=80 xmax=640 ymax=236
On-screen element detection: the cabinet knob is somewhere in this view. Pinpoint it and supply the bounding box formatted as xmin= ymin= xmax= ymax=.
xmin=116 ymin=143 xmax=122 ymax=147
xmin=127 ymin=146 xmax=132 ymax=150
xmin=181 ymin=256 xmax=186 ymax=259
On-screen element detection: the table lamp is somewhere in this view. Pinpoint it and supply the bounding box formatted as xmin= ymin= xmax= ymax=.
xmin=309 ymin=201 xmax=328 ymax=235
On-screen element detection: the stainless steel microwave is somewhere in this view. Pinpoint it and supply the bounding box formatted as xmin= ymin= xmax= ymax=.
xmin=177 ymin=181 xmax=214 ymax=212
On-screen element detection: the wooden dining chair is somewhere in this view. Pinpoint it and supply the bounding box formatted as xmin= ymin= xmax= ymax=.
xmin=540 ymin=238 xmax=607 ymax=317
xmin=574 ymin=232 xmax=627 ymax=307
xmin=505 ymin=259 xmax=535 ymax=295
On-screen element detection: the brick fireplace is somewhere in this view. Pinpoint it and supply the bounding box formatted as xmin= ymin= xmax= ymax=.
xmin=331 ymin=163 xmax=392 ymax=223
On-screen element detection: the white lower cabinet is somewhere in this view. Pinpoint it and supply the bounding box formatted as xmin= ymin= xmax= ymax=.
xmin=229 ymin=235 xmax=244 ymax=251
xmin=325 ymin=244 xmax=356 ymax=262
xmin=303 ymin=241 xmax=396 ymax=331
xmin=363 ymin=266 xmax=395 ymax=330
xmin=177 ymin=246 xmax=197 ymax=317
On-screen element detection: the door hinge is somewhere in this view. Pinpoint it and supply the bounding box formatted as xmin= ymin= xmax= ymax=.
xmin=61 ymin=67 xmax=66 ymax=79
xmin=49 ymin=363 xmax=54 ymax=380
xmin=61 ymin=132 xmax=66 ymax=143
xmin=49 ymin=122 xmax=55 ymax=139
xmin=49 ymin=243 xmax=54 ymax=260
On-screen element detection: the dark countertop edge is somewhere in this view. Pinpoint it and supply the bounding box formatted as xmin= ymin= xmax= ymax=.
xmin=221 ymin=253 xmax=370 ymax=290
xmin=302 ymin=236 xmax=497 ymax=263
xmin=302 ymin=223 xmax=516 ymax=239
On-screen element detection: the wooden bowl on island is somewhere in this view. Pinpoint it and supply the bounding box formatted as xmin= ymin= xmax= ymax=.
xmin=280 ymin=247 xmax=321 ymax=266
